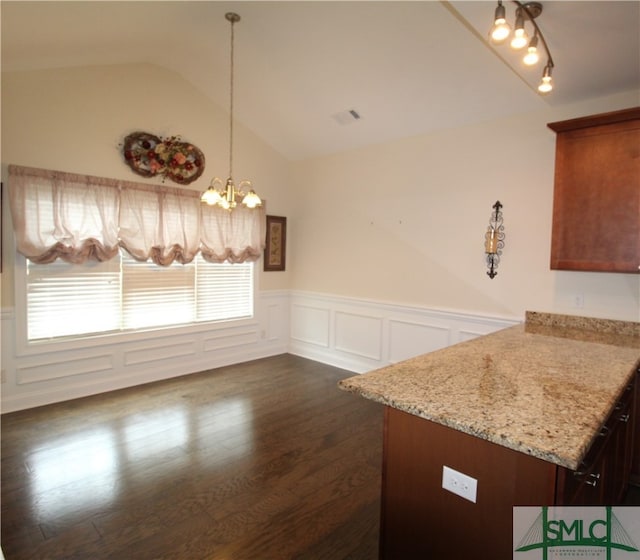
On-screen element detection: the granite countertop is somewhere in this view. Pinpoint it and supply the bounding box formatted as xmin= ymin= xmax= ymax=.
xmin=338 ymin=312 xmax=640 ymax=471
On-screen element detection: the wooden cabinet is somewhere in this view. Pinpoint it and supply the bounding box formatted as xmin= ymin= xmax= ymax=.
xmin=548 ymin=107 xmax=640 ymax=273
xmin=380 ymin=369 xmax=637 ymax=559
xmin=556 ymin=375 xmax=635 ymax=505
xmin=631 ymin=365 xmax=640 ymax=484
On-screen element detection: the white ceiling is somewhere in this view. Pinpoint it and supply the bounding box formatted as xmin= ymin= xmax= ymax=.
xmin=2 ymin=1 xmax=639 ymax=161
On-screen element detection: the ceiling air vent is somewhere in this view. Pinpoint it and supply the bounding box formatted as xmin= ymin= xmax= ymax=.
xmin=331 ymin=109 xmax=362 ymax=126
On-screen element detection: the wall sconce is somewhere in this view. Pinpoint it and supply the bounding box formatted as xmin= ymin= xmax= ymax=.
xmin=484 ymin=201 xmax=505 ymax=279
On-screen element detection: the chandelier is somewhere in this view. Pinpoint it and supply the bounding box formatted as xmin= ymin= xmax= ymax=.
xmin=489 ymin=1 xmax=555 ymax=94
xmin=201 ymin=12 xmax=262 ymax=210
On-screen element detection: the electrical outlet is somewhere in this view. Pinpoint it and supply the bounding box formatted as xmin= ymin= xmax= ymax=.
xmin=573 ymin=294 xmax=584 ymax=308
xmin=442 ymin=465 xmax=477 ymax=503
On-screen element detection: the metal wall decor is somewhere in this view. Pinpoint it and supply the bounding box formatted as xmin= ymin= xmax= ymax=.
xmin=122 ymin=131 xmax=205 ymax=185
xmin=484 ymin=200 xmax=505 ymax=279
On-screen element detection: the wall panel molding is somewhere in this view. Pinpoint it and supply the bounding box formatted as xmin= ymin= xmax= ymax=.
xmin=388 ymin=319 xmax=451 ymax=364
xmin=17 ymin=354 xmax=114 ymax=385
xmin=334 ymin=311 xmax=384 ymax=361
xmin=290 ymin=304 xmax=330 ymax=348
xmin=1 ymin=291 xmax=289 ymax=413
xmin=289 ymin=291 xmax=520 ymax=373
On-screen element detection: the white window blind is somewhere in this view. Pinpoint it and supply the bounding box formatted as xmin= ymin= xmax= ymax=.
xmin=197 ymin=260 xmax=253 ymax=322
xmin=122 ymin=253 xmax=196 ymax=330
xmin=26 ymin=251 xmax=254 ymax=341
xmin=27 ymin=259 xmax=121 ymax=340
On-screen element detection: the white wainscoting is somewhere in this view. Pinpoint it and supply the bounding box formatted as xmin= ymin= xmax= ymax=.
xmin=288 ymin=291 xmax=521 ymax=373
xmin=0 ymin=290 xmax=290 ymax=413
xmin=1 ymin=289 xmax=520 ymax=412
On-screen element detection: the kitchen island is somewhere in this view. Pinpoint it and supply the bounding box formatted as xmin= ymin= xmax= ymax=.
xmin=339 ymin=312 xmax=640 ymax=559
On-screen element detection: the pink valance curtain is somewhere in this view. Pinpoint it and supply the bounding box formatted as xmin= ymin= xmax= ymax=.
xmin=9 ymin=165 xmax=266 ymax=265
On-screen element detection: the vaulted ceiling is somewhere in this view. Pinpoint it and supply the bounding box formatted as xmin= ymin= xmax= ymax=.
xmin=2 ymin=1 xmax=639 ymax=160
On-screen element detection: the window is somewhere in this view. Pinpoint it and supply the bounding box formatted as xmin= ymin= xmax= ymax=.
xmin=10 ymin=165 xmax=263 ymax=344
xmin=26 ymin=251 xmax=254 ymax=341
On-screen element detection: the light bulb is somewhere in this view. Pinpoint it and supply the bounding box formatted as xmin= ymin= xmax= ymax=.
xmin=201 ymin=177 xmax=224 ymax=205
xmin=523 ymin=35 xmax=539 ymax=65
xmin=242 ymin=190 xmax=262 ymax=209
xmin=490 ymin=1 xmax=511 ymax=44
xmin=523 ymin=47 xmax=539 ymax=65
xmin=538 ymin=64 xmax=553 ymax=93
xmin=491 ymin=21 xmax=511 ymax=43
xmin=538 ymin=76 xmax=552 ymax=93
xmin=510 ymin=11 xmax=528 ymax=49
xmin=201 ymin=185 xmax=222 ymax=206
xmin=510 ymin=28 xmax=528 ymax=49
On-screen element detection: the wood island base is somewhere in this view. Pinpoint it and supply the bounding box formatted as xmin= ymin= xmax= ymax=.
xmin=380 ymin=397 xmax=635 ymax=560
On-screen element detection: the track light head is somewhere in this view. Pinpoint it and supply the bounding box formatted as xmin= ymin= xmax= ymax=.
xmin=523 ymin=33 xmax=540 ymax=65
xmin=510 ymin=10 xmax=529 ymax=49
xmin=490 ymin=0 xmax=511 ymax=43
xmin=538 ymin=63 xmax=553 ymax=93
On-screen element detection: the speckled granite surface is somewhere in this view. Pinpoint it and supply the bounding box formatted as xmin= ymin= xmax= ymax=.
xmin=338 ymin=312 xmax=640 ymax=470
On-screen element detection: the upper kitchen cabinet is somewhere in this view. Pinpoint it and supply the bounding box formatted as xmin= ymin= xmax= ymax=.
xmin=548 ymin=108 xmax=640 ymax=273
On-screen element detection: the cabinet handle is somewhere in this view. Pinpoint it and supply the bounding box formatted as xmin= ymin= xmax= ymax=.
xmin=620 ymin=413 xmax=630 ymax=423
xmin=574 ymin=462 xmax=589 ymax=477
xmin=599 ymin=426 xmax=609 ymax=437
xmin=585 ymin=473 xmax=601 ymax=487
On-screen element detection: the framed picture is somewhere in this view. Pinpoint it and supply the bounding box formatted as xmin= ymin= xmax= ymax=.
xmin=264 ymin=215 xmax=286 ymax=271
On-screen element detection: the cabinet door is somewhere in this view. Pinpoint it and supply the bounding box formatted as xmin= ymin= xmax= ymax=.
xmin=631 ymin=367 xmax=640 ymax=484
xmin=607 ymin=391 xmax=633 ymax=504
xmin=549 ymin=111 xmax=640 ymax=272
xmin=557 ymin=433 xmax=608 ymax=505
xmin=556 ymin=375 xmax=636 ymax=505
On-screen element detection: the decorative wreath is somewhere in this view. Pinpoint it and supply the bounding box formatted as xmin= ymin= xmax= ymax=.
xmin=122 ymin=131 xmax=205 ymax=185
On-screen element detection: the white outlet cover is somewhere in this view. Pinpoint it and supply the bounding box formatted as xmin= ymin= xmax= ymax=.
xmin=442 ymin=465 xmax=477 ymax=503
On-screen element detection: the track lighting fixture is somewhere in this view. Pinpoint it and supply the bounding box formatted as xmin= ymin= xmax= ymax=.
xmin=488 ymin=1 xmax=555 ymax=94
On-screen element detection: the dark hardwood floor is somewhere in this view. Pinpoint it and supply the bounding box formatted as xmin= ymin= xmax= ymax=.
xmin=1 ymin=354 xmax=384 ymax=560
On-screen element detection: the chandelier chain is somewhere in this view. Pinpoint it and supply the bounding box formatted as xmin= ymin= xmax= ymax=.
xmin=228 ymin=15 xmax=235 ymax=178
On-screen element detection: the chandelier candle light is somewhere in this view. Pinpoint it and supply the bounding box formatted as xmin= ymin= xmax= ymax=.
xmin=489 ymin=1 xmax=555 ymax=94
xmin=201 ymin=12 xmax=262 ymax=210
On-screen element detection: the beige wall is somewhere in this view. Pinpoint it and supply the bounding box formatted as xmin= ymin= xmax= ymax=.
xmin=1 ymin=63 xmax=293 ymax=306
xmin=1 ymin=63 xmax=638 ymax=323
xmin=289 ymin=90 xmax=640 ymax=322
